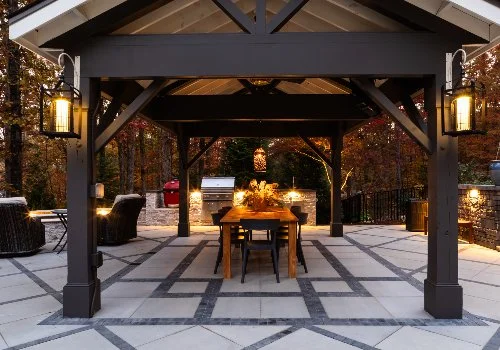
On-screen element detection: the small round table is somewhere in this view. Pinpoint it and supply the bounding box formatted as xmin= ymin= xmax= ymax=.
xmin=51 ymin=209 xmax=68 ymax=254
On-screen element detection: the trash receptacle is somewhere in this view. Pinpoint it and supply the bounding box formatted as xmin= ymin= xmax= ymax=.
xmin=405 ymin=199 xmax=428 ymax=231
xmin=163 ymin=179 xmax=180 ymax=207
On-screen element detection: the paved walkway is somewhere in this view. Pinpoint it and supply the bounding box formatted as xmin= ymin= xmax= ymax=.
xmin=0 ymin=225 xmax=499 ymax=349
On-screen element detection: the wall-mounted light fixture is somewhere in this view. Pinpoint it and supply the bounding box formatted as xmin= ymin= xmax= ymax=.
xmin=39 ymin=53 xmax=81 ymax=138
xmin=441 ymin=49 xmax=487 ymax=136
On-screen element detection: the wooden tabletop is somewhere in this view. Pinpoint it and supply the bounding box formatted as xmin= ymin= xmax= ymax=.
xmin=220 ymin=206 xmax=298 ymax=223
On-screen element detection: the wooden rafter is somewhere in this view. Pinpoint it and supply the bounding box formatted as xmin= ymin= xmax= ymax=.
xmin=186 ymin=136 xmax=220 ymax=169
xmin=95 ymin=79 xmax=169 ymax=152
xmin=299 ymin=135 xmax=333 ymax=168
xmin=351 ymin=78 xmax=431 ymax=154
xmin=212 ymin=0 xmax=254 ymax=33
xmin=267 ymin=0 xmax=309 ymax=33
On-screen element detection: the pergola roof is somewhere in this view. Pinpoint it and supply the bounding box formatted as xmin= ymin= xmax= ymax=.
xmin=8 ymin=0 xmax=499 ymax=139
xmin=10 ymin=0 xmax=498 ymax=63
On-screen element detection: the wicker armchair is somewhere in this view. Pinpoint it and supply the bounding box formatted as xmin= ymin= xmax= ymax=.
xmin=97 ymin=195 xmax=145 ymax=245
xmin=0 ymin=199 xmax=45 ymax=257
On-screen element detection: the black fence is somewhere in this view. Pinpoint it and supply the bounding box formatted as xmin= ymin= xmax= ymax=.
xmin=341 ymin=186 xmax=428 ymax=224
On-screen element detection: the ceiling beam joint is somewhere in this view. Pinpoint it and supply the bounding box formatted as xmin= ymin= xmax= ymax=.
xmin=95 ymin=79 xmax=169 ymax=152
xmin=351 ymin=78 xmax=432 ymax=154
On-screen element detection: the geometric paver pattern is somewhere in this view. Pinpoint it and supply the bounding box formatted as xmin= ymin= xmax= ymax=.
xmin=1 ymin=225 xmax=500 ymax=349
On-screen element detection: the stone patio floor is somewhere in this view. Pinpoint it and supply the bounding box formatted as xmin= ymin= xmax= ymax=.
xmin=1 ymin=225 xmax=500 ymax=349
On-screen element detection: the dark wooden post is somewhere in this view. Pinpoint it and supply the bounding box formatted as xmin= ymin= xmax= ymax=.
xmin=424 ymin=75 xmax=462 ymax=318
xmin=63 ymin=77 xmax=101 ymax=317
xmin=330 ymin=126 xmax=343 ymax=237
xmin=178 ymin=134 xmax=190 ymax=237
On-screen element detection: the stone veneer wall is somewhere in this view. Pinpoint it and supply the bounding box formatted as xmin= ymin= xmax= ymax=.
xmin=138 ymin=189 xmax=317 ymax=226
xmin=458 ymin=184 xmax=500 ymax=249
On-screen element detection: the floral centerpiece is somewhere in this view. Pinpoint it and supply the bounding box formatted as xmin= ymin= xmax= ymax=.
xmin=241 ymin=179 xmax=284 ymax=211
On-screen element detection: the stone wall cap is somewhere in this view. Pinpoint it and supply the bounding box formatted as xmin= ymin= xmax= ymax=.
xmin=459 ymin=184 xmax=498 ymax=190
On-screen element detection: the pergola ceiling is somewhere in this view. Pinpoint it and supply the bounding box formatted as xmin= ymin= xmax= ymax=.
xmin=112 ymin=0 xmax=410 ymax=35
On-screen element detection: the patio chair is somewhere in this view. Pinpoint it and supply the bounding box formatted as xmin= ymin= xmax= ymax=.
xmin=0 ymin=197 xmax=45 ymax=257
xmin=240 ymin=219 xmax=282 ymax=283
xmin=212 ymin=213 xmax=245 ymax=274
xmin=276 ymin=212 xmax=308 ymax=273
xmin=97 ymin=194 xmax=145 ymax=245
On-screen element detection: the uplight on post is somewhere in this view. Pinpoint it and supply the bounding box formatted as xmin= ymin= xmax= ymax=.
xmin=441 ymin=49 xmax=487 ymax=136
xmin=39 ymin=53 xmax=81 ymax=138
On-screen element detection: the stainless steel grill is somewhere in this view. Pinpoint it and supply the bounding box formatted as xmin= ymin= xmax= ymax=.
xmin=201 ymin=177 xmax=235 ymax=223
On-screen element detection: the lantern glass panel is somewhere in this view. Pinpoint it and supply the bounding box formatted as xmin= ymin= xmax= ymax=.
xmin=52 ymin=97 xmax=71 ymax=133
xmin=451 ymin=94 xmax=472 ymax=132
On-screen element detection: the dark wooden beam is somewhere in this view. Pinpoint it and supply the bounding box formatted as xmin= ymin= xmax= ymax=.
xmin=212 ymin=0 xmax=255 ymax=33
xmin=97 ymin=84 xmax=125 ymax=135
xmin=161 ymin=79 xmax=197 ymax=96
xmin=95 ymin=79 xmax=169 ymax=152
xmin=255 ymin=0 xmax=266 ymax=34
xmin=186 ymin=136 xmax=219 ymax=169
xmin=146 ymin=94 xmax=371 ymax=121
xmin=352 ymin=0 xmax=485 ymax=44
xmin=238 ymin=79 xmax=258 ymax=94
xmin=299 ymin=135 xmax=333 ymax=168
xmin=75 ymin=32 xmax=450 ymax=78
xmin=352 ymin=78 xmax=431 ymax=154
xmin=401 ymin=93 xmax=427 ymax=134
xmin=44 ymin=0 xmax=175 ymax=49
xmin=267 ymin=0 xmax=309 ymax=33
xmin=176 ymin=121 xmax=366 ymax=137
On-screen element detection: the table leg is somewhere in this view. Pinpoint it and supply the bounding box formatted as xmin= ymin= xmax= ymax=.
xmin=424 ymin=216 xmax=428 ymax=235
xmin=288 ymin=221 xmax=297 ymax=278
xmin=223 ymin=223 xmax=232 ymax=279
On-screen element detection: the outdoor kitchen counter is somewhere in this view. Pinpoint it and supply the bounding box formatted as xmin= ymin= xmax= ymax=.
xmin=220 ymin=206 xmax=298 ymax=279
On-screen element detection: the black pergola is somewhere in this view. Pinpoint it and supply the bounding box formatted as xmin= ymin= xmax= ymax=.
xmin=10 ymin=0 xmax=491 ymax=320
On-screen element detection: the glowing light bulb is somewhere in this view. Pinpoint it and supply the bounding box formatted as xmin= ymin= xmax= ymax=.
xmin=54 ymin=98 xmax=70 ymax=132
xmin=454 ymin=95 xmax=472 ymax=131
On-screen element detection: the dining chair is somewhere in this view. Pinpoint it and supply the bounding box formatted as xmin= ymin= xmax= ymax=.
xmin=212 ymin=213 xmax=245 ymax=274
xmin=239 ymin=218 xmax=282 ymax=283
xmin=290 ymin=206 xmax=302 ymax=216
xmin=276 ymin=212 xmax=308 ymax=273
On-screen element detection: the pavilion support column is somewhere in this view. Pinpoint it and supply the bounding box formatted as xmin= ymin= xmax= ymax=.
xmin=424 ymin=75 xmax=462 ymax=319
xmin=178 ymin=134 xmax=190 ymax=237
xmin=330 ymin=127 xmax=343 ymax=237
xmin=63 ymin=77 xmax=101 ymax=318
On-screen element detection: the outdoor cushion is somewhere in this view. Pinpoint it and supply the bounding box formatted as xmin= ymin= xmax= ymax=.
xmin=0 ymin=201 xmax=45 ymax=256
xmin=98 ymin=195 xmax=146 ymax=245
xmin=113 ymin=193 xmax=142 ymax=206
xmin=0 ymin=197 xmax=28 ymax=205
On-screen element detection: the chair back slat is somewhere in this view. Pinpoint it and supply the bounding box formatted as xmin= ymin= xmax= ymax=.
xmin=297 ymin=212 xmax=308 ymax=225
xmin=240 ymin=219 xmax=281 ymax=231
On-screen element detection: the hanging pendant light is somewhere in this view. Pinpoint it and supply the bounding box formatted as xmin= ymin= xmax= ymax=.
xmin=254 ymin=147 xmax=266 ymax=173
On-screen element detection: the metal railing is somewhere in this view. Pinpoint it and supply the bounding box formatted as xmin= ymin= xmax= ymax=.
xmin=341 ymin=186 xmax=427 ymax=224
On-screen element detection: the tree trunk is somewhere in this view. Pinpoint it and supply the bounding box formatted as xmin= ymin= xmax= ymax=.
xmin=159 ymin=129 xmax=172 ymax=187
xmin=139 ymin=127 xmax=146 ymax=195
xmin=118 ymin=141 xmax=126 ymax=194
xmin=126 ymin=127 xmax=136 ymax=194
xmin=4 ymin=0 xmax=22 ymax=196
xmin=198 ymin=138 xmax=206 ymax=187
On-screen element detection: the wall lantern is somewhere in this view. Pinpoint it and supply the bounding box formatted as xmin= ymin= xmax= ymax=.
xmin=39 ymin=53 xmax=81 ymax=139
xmin=441 ymin=49 xmax=487 ymax=136
xmin=254 ymin=147 xmax=266 ymax=173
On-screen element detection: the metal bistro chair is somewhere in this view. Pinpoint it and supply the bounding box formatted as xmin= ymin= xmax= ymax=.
xmin=276 ymin=212 xmax=308 ymax=273
xmin=212 ymin=213 xmax=245 ymax=274
xmin=240 ymin=219 xmax=282 ymax=283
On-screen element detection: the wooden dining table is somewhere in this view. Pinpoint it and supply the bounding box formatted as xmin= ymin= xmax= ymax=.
xmin=220 ymin=206 xmax=298 ymax=279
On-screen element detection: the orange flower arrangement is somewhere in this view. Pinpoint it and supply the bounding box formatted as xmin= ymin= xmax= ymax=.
xmin=241 ymin=179 xmax=284 ymax=210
